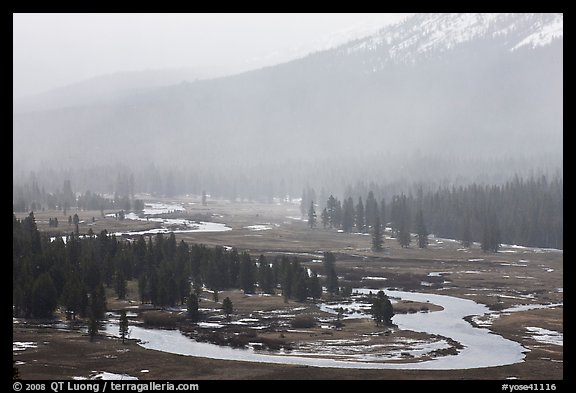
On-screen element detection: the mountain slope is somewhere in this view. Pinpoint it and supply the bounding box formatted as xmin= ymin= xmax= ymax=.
xmin=13 ymin=13 xmax=563 ymax=181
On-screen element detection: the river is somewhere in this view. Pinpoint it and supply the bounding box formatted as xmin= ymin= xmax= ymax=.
xmin=106 ymin=289 xmax=529 ymax=370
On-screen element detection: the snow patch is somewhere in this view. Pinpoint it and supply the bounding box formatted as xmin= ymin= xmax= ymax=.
xmin=525 ymin=327 xmax=563 ymax=346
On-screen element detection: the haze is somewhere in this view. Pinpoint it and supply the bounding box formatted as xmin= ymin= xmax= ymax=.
xmin=13 ymin=13 xmax=411 ymax=98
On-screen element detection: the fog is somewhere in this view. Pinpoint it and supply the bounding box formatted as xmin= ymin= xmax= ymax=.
xmin=13 ymin=13 xmax=562 ymax=200
xmin=13 ymin=13 xmax=410 ymax=98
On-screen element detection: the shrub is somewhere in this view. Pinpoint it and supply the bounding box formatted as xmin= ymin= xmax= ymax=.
xmin=142 ymin=311 xmax=177 ymax=328
xmin=291 ymin=314 xmax=316 ymax=328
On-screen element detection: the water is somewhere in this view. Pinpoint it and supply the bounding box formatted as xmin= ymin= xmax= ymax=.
xmin=106 ymin=289 xmax=528 ymax=370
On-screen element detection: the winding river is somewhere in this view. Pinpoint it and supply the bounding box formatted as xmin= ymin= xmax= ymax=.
xmin=106 ymin=289 xmax=529 ymax=370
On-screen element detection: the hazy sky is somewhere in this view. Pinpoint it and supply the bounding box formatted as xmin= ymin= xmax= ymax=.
xmin=13 ymin=13 xmax=411 ymax=98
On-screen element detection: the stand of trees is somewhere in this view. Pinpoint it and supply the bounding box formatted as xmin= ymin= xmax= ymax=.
xmin=314 ymin=174 xmax=562 ymax=250
xmin=13 ymin=179 xmax=144 ymax=214
xmin=13 ymin=214 xmax=341 ymax=320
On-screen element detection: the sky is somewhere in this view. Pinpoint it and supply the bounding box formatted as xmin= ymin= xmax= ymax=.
xmin=13 ymin=13 xmax=412 ymax=99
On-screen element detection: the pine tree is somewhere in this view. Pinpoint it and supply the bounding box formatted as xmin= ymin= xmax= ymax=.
xmin=398 ymin=226 xmax=411 ymax=248
xmin=115 ymin=271 xmax=127 ymax=299
xmin=323 ymin=252 xmax=339 ymax=296
xmin=415 ymin=209 xmax=429 ymax=248
xmin=326 ymin=195 xmax=338 ymax=228
xmin=292 ymin=270 xmax=308 ymax=302
xmin=31 ymin=273 xmax=58 ymax=318
xmin=372 ymin=215 xmax=383 ymax=251
xmin=119 ymin=310 xmax=129 ymax=344
xmin=73 ymin=213 xmax=80 ymax=235
xmin=371 ymin=290 xmax=394 ymax=326
xmin=355 ymin=197 xmax=365 ymax=233
xmin=308 ymin=201 xmax=316 ymax=228
xmin=342 ymin=197 xmax=355 ymax=233
xmin=187 ymin=292 xmax=200 ymax=322
xmin=88 ymin=314 xmax=99 ymax=341
xmin=308 ymin=272 xmax=322 ymax=300
xmin=461 ymin=216 xmax=472 ymax=248
xmin=365 ymin=191 xmax=378 ymax=229
xmin=238 ymin=252 xmax=255 ymax=294
xmin=257 ymin=255 xmax=274 ymax=294
xmin=380 ymin=198 xmax=387 ymax=231
xmin=222 ymin=297 xmax=233 ymax=320
xmin=321 ymin=208 xmax=329 ymax=228
xmin=202 ymin=191 xmax=207 ymax=206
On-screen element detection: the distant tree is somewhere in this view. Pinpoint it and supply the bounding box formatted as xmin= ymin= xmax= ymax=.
xmin=482 ymin=214 xmax=501 ymax=253
xmin=202 ymin=191 xmax=207 ymax=206
xmin=222 ymin=297 xmax=233 ymax=320
xmin=91 ymin=284 xmax=107 ymax=320
xmin=73 ymin=213 xmax=80 ymax=235
xmin=257 ymin=255 xmax=275 ymax=294
xmin=342 ymin=197 xmax=355 ymax=233
xmin=115 ymin=271 xmax=127 ymax=300
xmin=68 ymin=215 xmax=72 ymax=225
xmin=372 ymin=215 xmax=384 ymax=251
xmin=238 ymin=252 xmax=256 ymax=294
xmin=133 ymin=199 xmax=145 ymax=212
xmin=138 ymin=275 xmax=149 ymax=304
xmin=380 ymin=198 xmax=386 ymax=230
xmin=308 ymin=201 xmax=316 ymax=228
xmin=300 ymin=187 xmax=316 ymax=218
xmin=308 ymin=272 xmax=322 ymax=300
xmin=371 ymin=290 xmax=394 ymax=326
xmin=365 ymin=191 xmax=378 ymax=229
xmin=213 ymin=289 xmax=219 ymax=303
xmin=340 ymin=285 xmax=353 ymax=298
xmin=31 ymin=273 xmax=58 ymax=318
xmin=323 ymin=252 xmax=339 ymax=296
xmin=88 ymin=314 xmax=99 ymax=341
xmin=119 ymin=310 xmax=129 ymax=344
xmin=187 ymin=292 xmax=200 ymax=322
xmin=333 ymin=199 xmax=343 ymax=229
xmin=355 ymin=197 xmax=365 ymax=233
xmin=321 ymin=208 xmax=329 ymax=228
xmin=415 ymin=209 xmax=429 ymax=248
xmin=118 ymin=210 xmax=125 ymax=220
xmin=398 ymin=227 xmax=411 ymax=248
xmin=326 ymin=195 xmax=338 ymax=228
xmin=292 ymin=270 xmax=308 ymax=302
xmin=461 ymin=217 xmax=472 ymax=248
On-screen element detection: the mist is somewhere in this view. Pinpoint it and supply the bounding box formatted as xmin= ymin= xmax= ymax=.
xmin=13 ymin=13 xmax=562 ymax=200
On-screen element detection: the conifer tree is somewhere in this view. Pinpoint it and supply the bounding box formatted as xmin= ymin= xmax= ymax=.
xmin=355 ymin=197 xmax=365 ymax=233
xmin=321 ymin=208 xmax=329 ymax=228
xmin=372 ymin=215 xmax=383 ymax=251
xmin=187 ymin=292 xmax=200 ymax=322
xmin=119 ymin=310 xmax=129 ymax=344
xmin=222 ymin=297 xmax=233 ymax=320
xmin=415 ymin=209 xmax=429 ymax=248
xmin=308 ymin=201 xmax=316 ymax=228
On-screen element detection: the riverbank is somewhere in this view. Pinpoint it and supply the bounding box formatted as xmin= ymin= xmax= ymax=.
xmin=12 ymin=323 xmax=562 ymax=379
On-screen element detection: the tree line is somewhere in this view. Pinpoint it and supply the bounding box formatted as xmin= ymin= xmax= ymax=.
xmin=13 ymin=178 xmax=144 ymax=215
xmin=306 ymin=174 xmax=562 ymax=250
xmin=13 ymin=213 xmax=343 ymax=321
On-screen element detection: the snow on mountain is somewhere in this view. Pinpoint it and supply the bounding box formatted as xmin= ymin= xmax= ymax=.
xmin=241 ymin=15 xmax=412 ymax=69
xmin=343 ymin=13 xmax=562 ymax=65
